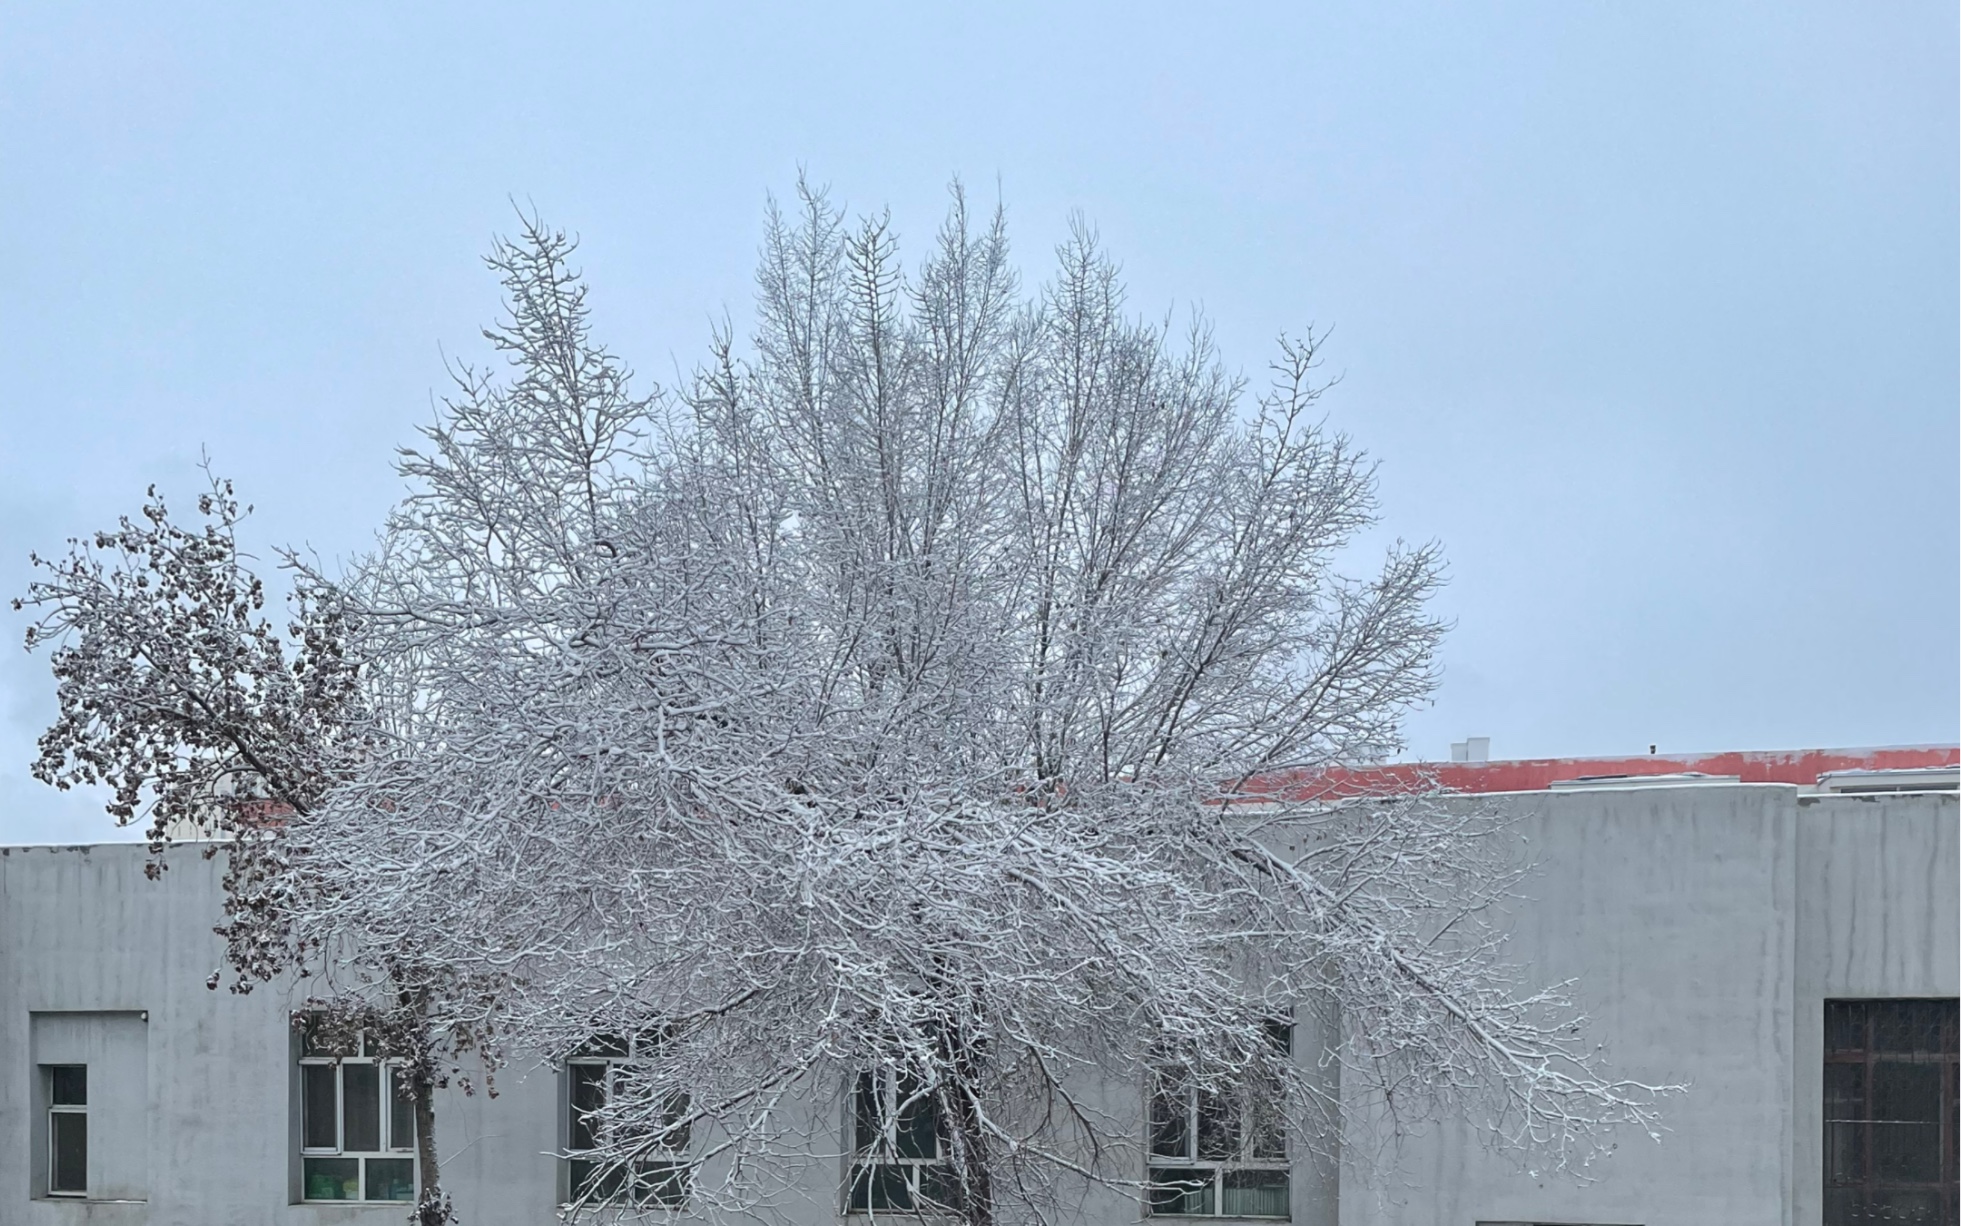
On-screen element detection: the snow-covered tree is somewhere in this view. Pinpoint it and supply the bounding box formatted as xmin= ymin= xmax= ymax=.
xmin=19 ymin=185 xmax=1675 ymax=1226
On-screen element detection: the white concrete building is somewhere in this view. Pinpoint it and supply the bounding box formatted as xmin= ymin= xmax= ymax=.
xmin=3 ymin=752 xmax=1955 ymax=1225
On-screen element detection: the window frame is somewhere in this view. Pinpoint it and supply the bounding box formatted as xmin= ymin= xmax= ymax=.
xmin=1822 ymin=998 xmax=1958 ymax=1225
xmin=297 ymin=1028 xmax=417 ymax=1204
xmin=45 ymin=1064 xmax=87 ymax=1198
xmin=563 ymin=1031 xmax=692 ymax=1210
xmin=1146 ymin=1021 xmax=1293 ymax=1220
xmin=846 ymin=1067 xmax=954 ymax=1215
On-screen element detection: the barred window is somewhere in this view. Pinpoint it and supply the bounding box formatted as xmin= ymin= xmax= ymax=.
xmin=1147 ymin=1022 xmax=1291 ymax=1219
xmin=1824 ymin=998 xmax=1958 ymax=1226
xmin=297 ymin=1025 xmax=416 ymax=1203
xmin=565 ymin=1032 xmax=691 ymax=1208
xmin=848 ymin=1069 xmax=953 ymax=1213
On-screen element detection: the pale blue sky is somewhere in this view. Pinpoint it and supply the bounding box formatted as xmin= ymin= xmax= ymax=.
xmin=3 ymin=2 xmax=1955 ymax=843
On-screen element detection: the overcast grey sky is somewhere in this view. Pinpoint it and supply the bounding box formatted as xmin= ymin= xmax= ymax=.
xmin=2 ymin=2 xmax=1955 ymax=844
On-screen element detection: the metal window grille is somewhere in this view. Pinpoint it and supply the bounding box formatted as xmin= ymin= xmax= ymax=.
xmin=1823 ymin=998 xmax=1959 ymax=1226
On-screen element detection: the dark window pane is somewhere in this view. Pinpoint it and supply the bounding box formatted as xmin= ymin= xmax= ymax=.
xmin=303 ymin=1064 xmax=339 ymax=1150
xmin=50 ymin=1112 xmax=86 ymax=1194
xmin=388 ymin=1068 xmax=416 ymax=1151
xmin=1873 ymin=1061 xmax=1942 ymax=1122
xmin=853 ymin=1073 xmax=880 ymax=1153
xmin=894 ymin=1077 xmax=939 ymax=1160
xmin=1873 ymin=1000 xmax=1950 ymax=1053
xmin=1264 ymin=1020 xmax=1293 ymax=1056
xmin=569 ymin=1064 xmax=606 ymax=1151
xmin=366 ymin=1157 xmax=415 ymax=1201
xmin=571 ymin=1158 xmax=625 ymax=1203
xmin=1824 ymin=1062 xmax=1866 ymax=1121
xmin=1863 ymin=1189 xmax=1946 ymax=1226
xmin=1148 ymin=1168 xmax=1215 ymax=1216
xmin=1871 ymin=1121 xmax=1942 ymax=1182
xmin=847 ymin=1162 xmax=913 ymax=1211
xmin=917 ymin=1163 xmax=957 ymax=1208
xmin=49 ymin=1065 xmax=86 ymax=1106
xmin=1824 ymin=1121 xmax=1866 ymax=1185
xmin=633 ymin=1160 xmax=689 ymax=1208
xmin=1221 ymin=1168 xmax=1290 ymax=1218
xmin=303 ymin=1157 xmax=360 ymax=1201
xmin=1195 ymin=1089 xmax=1239 ymax=1161
xmin=659 ymin=1091 xmax=692 ymax=1152
xmin=343 ymin=1063 xmax=381 ymax=1153
xmin=870 ymin=1163 xmax=913 ymax=1210
xmin=1826 ymin=1001 xmax=1868 ymax=1053
xmin=1247 ymin=1096 xmax=1287 ymax=1160
xmin=1150 ymin=1087 xmax=1191 ymax=1158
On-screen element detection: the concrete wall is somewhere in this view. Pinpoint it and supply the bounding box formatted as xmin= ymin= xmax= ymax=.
xmin=1338 ymin=784 xmax=1803 ymax=1226
xmin=0 ymin=842 xmax=578 ymax=1226
xmin=1336 ymin=785 xmax=1958 ymax=1226
xmin=1790 ymin=792 xmax=1959 ymax=1226
xmin=4 ymin=786 xmax=1955 ymax=1224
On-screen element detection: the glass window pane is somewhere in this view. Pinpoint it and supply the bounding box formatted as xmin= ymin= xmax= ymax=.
xmin=571 ymin=1158 xmax=625 ymax=1204
xmin=1263 ymin=1020 xmax=1293 ymax=1056
xmin=1148 ymin=1168 xmax=1215 ymax=1216
xmin=1823 ymin=1062 xmax=1865 ymax=1121
xmin=50 ymin=1112 xmax=87 ymax=1194
xmin=1872 ymin=1060 xmax=1942 ymax=1121
xmin=917 ymin=1163 xmax=956 ymax=1208
xmin=1825 ymin=1001 xmax=1868 ymax=1053
xmin=302 ymin=1064 xmax=339 ymax=1150
xmin=869 ymin=1163 xmax=912 ymax=1211
xmin=365 ymin=1157 xmax=415 ymax=1201
xmin=660 ymin=1091 xmax=693 ymax=1152
xmin=50 ymin=1065 xmax=86 ymax=1106
xmin=848 ymin=1162 xmax=912 ymax=1211
xmin=1195 ymin=1089 xmax=1239 ymax=1161
xmin=853 ymin=1073 xmax=880 ymax=1153
xmin=303 ymin=1156 xmax=360 ymax=1200
xmin=388 ymin=1067 xmax=416 ymax=1151
xmin=1221 ymin=1168 xmax=1290 ymax=1218
xmin=569 ymin=1063 xmax=607 ymax=1151
xmin=1864 ymin=1189 xmax=1945 ymax=1226
xmin=1150 ymin=1086 xmax=1191 ymax=1158
xmin=894 ymin=1078 xmax=939 ymax=1160
xmin=1871 ymin=1120 xmax=1942 ymax=1182
xmin=1824 ymin=1121 xmax=1866 ymax=1185
xmin=343 ymin=1063 xmax=381 ymax=1153
xmin=1873 ymin=1001 xmax=1947 ymax=1054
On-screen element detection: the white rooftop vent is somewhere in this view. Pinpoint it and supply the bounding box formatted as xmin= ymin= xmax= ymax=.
xmin=1450 ymin=737 xmax=1490 ymax=764
xmin=1817 ymin=767 xmax=1960 ymax=794
xmin=1548 ymin=771 xmax=1741 ymax=791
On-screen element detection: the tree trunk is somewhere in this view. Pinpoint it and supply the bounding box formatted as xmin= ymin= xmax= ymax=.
xmin=412 ymin=1073 xmax=452 ymax=1225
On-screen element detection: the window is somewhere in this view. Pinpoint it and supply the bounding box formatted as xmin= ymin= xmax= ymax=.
xmin=298 ymin=1025 xmax=417 ymax=1203
xmin=848 ymin=1069 xmax=953 ymax=1213
xmin=1147 ymin=1022 xmax=1291 ymax=1219
xmin=45 ymin=1065 xmax=87 ymax=1197
xmin=565 ymin=1032 xmax=690 ymax=1208
xmin=1824 ymin=998 xmax=1958 ymax=1226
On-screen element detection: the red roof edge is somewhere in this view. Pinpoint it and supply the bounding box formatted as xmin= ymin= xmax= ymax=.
xmin=1244 ymin=745 xmax=1961 ymax=801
